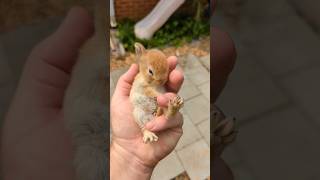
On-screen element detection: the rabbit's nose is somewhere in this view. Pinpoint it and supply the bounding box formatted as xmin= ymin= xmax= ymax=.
xmin=157 ymin=79 xmax=166 ymax=85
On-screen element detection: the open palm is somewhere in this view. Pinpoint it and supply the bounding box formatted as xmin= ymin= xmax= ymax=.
xmin=111 ymin=57 xmax=184 ymax=167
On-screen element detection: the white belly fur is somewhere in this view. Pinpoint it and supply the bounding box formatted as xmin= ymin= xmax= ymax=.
xmin=130 ymin=74 xmax=165 ymax=127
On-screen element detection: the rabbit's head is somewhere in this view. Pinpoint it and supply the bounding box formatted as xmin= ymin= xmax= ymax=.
xmin=135 ymin=43 xmax=169 ymax=86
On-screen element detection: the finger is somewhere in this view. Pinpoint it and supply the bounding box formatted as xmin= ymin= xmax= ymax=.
xmin=29 ymin=7 xmax=94 ymax=73
xmin=167 ymin=56 xmax=178 ymax=72
xmin=114 ymin=64 xmax=139 ymax=97
xmin=157 ymin=92 xmax=177 ymax=107
xmin=166 ymin=69 xmax=184 ymax=93
xmin=17 ymin=7 xmax=94 ymax=108
xmin=212 ymin=27 xmax=236 ymax=103
xmin=145 ymin=113 xmax=183 ymax=132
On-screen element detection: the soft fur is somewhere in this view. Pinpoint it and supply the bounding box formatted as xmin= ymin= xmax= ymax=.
xmin=130 ymin=43 xmax=184 ymax=143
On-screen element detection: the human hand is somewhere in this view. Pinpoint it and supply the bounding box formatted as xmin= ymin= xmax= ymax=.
xmin=110 ymin=57 xmax=184 ymax=180
xmin=211 ymin=0 xmax=237 ymax=180
xmin=1 ymin=7 xmax=94 ymax=180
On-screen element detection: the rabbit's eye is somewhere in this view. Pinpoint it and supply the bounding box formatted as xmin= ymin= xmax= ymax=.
xmin=148 ymin=69 xmax=154 ymax=76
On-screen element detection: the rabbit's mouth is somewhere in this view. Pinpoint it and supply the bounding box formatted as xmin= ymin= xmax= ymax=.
xmin=153 ymin=79 xmax=167 ymax=86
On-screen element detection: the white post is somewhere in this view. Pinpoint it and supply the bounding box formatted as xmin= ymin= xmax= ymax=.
xmin=110 ymin=0 xmax=125 ymax=58
xmin=134 ymin=0 xmax=186 ymax=40
xmin=110 ymin=0 xmax=117 ymax=27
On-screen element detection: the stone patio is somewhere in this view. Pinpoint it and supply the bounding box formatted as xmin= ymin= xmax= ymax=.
xmin=214 ymin=0 xmax=320 ymax=179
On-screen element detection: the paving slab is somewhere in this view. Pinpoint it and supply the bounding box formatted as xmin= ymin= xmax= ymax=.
xmin=240 ymin=0 xmax=320 ymax=76
xmin=197 ymin=118 xmax=210 ymax=145
xmin=198 ymin=81 xmax=210 ymax=101
xmin=110 ymin=77 xmax=115 ymax=97
xmin=180 ymin=54 xmax=210 ymax=86
xmin=184 ymin=95 xmax=210 ymax=124
xmin=252 ymin=15 xmax=320 ymax=76
xmin=151 ymin=151 xmax=185 ymax=180
xmin=179 ymin=54 xmax=202 ymax=73
xmin=281 ymin=67 xmax=320 ymax=125
xmin=216 ymin=58 xmax=288 ymax=122
xmin=185 ymin=65 xmax=210 ymax=86
xmin=235 ymin=107 xmax=320 ymax=180
xmin=177 ymin=139 xmax=210 ymax=180
xmin=110 ymin=67 xmax=128 ymax=85
xmin=199 ymin=55 xmax=210 ymax=70
xmin=179 ymin=76 xmax=201 ymax=101
xmin=176 ymin=114 xmax=202 ymax=150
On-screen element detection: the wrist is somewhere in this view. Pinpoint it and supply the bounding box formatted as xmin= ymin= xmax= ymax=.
xmin=110 ymin=142 xmax=154 ymax=180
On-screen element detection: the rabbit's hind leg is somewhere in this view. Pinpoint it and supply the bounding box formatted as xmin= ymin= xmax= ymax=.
xmin=165 ymin=96 xmax=184 ymax=118
xmin=133 ymin=108 xmax=158 ymax=143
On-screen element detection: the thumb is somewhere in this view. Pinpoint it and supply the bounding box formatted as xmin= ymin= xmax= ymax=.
xmin=14 ymin=7 xmax=94 ymax=108
xmin=114 ymin=64 xmax=139 ymax=97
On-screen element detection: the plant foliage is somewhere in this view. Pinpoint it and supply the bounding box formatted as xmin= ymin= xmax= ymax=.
xmin=116 ymin=16 xmax=210 ymax=52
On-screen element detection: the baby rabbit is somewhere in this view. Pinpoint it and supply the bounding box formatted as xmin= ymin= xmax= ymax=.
xmin=130 ymin=43 xmax=184 ymax=143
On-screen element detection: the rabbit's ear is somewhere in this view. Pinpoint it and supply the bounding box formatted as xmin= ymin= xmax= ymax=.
xmin=134 ymin=42 xmax=146 ymax=57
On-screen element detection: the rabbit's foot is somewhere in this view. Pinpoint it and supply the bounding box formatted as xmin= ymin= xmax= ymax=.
xmin=167 ymin=96 xmax=184 ymax=117
xmin=143 ymin=130 xmax=158 ymax=143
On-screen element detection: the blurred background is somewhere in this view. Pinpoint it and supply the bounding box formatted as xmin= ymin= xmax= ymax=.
xmin=213 ymin=0 xmax=320 ymax=179
xmin=0 ymin=0 xmax=93 ymax=131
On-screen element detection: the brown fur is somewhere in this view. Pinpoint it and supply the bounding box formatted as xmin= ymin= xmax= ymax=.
xmin=144 ymin=86 xmax=158 ymax=97
xmin=139 ymin=49 xmax=169 ymax=86
xmin=130 ymin=43 xmax=184 ymax=143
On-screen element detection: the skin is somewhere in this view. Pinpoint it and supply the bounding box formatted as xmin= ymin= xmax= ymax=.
xmin=0 ymin=2 xmax=236 ymax=180
xmin=111 ymin=56 xmax=184 ymax=179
